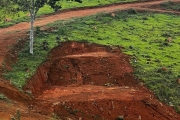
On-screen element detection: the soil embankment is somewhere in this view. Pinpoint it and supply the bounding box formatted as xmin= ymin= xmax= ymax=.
xmin=23 ymin=41 xmax=180 ymax=120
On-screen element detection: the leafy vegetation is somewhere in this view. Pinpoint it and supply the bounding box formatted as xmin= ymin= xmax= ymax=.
xmin=161 ymin=1 xmax=180 ymax=11
xmin=50 ymin=113 xmax=61 ymax=120
xmin=0 ymin=93 xmax=11 ymax=103
xmin=4 ymin=10 xmax=180 ymax=112
xmin=3 ymin=0 xmax=82 ymax=54
xmin=11 ymin=110 xmax=21 ymax=120
xmin=0 ymin=0 xmax=138 ymax=28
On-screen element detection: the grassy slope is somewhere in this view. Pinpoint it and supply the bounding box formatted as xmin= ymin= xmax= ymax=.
xmin=160 ymin=1 xmax=180 ymax=11
xmin=0 ymin=0 xmax=137 ymax=28
xmin=4 ymin=10 xmax=180 ymax=112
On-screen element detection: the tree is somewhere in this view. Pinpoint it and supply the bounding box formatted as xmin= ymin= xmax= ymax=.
xmin=12 ymin=0 xmax=82 ymax=54
xmin=0 ymin=0 xmax=9 ymax=8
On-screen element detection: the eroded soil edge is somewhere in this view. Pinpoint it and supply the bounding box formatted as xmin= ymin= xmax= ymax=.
xmin=23 ymin=41 xmax=180 ymax=120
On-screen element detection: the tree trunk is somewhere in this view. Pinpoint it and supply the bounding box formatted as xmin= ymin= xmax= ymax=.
xmin=29 ymin=14 xmax=34 ymax=54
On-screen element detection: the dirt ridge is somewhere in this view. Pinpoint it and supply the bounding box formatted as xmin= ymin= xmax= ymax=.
xmin=23 ymin=41 xmax=180 ymax=120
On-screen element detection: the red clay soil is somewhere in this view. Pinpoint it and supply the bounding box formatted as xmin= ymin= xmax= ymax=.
xmin=0 ymin=100 xmax=49 ymax=120
xmin=24 ymin=42 xmax=136 ymax=96
xmin=0 ymin=0 xmax=180 ymax=120
xmin=22 ymin=41 xmax=180 ymax=120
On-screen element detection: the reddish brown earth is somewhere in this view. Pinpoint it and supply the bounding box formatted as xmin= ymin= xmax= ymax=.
xmin=23 ymin=41 xmax=180 ymax=120
xmin=0 ymin=0 xmax=180 ymax=120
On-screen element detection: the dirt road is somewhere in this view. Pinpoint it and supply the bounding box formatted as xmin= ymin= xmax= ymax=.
xmin=0 ymin=0 xmax=180 ymax=67
xmin=1 ymin=0 xmax=179 ymax=35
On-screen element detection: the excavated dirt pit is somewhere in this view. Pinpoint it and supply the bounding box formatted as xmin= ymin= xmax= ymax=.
xmin=23 ymin=41 xmax=180 ymax=120
xmin=25 ymin=41 xmax=137 ymax=95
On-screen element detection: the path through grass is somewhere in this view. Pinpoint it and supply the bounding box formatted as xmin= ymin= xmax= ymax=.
xmin=0 ymin=0 xmax=137 ymax=28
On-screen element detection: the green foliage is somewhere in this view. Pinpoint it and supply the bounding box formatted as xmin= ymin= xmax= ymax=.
xmin=35 ymin=26 xmax=42 ymax=34
xmin=0 ymin=93 xmax=11 ymax=103
xmin=50 ymin=113 xmax=61 ymax=120
xmin=11 ymin=0 xmax=63 ymax=19
xmin=5 ymin=10 xmax=180 ymax=112
xmin=0 ymin=0 xmax=8 ymax=8
xmin=0 ymin=0 xmax=138 ymax=28
xmin=161 ymin=1 xmax=180 ymax=11
xmin=11 ymin=109 xmax=21 ymax=120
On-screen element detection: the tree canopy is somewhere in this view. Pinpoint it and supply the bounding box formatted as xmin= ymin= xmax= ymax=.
xmin=1 ymin=0 xmax=83 ymax=54
xmin=11 ymin=0 xmax=82 ymax=13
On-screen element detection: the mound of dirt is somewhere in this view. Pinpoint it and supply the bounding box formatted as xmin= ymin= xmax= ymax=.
xmin=23 ymin=41 xmax=180 ymax=120
xmin=24 ymin=41 xmax=137 ymax=96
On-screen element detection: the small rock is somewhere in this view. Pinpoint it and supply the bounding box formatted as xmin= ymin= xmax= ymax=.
xmin=28 ymin=104 xmax=33 ymax=110
xmin=161 ymin=67 xmax=167 ymax=71
xmin=139 ymin=82 xmax=144 ymax=86
xmin=4 ymin=18 xmax=12 ymax=22
xmin=168 ymin=37 xmax=172 ymax=42
xmin=111 ymin=13 xmax=115 ymax=17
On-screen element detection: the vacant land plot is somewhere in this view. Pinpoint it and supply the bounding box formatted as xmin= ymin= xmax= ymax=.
xmin=4 ymin=10 xmax=180 ymax=113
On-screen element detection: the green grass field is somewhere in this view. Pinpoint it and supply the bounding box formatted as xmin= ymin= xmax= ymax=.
xmin=4 ymin=10 xmax=180 ymax=112
xmin=0 ymin=0 xmax=137 ymax=28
